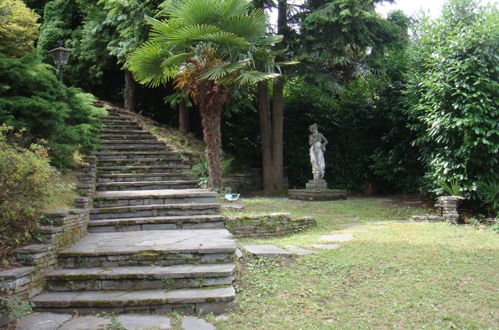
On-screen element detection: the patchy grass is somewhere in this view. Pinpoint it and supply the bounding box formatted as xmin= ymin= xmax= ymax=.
xmin=41 ymin=171 xmax=79 ymax=213
xmin=218 ymin=197 xmax=499 ymax=329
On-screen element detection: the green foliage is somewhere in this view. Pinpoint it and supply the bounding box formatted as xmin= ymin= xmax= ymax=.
xmin=477 ymin=179 xmax=498 ymax=215
xmin=128 ymin=0 xmax=279 ymax=88
xmin=404 ymin=0 xmax=499 ymax=200
xmin=190 ymin=155 xmax=234 ymax=188
xmin=438 ymin=178 xmax=462 ymax=196
xmin=0 ymin=54 xmax=106 ymax=168
xmin=0 ymin=125 xmax=71 ymax=262
xmin=0 ymin=0 xmax=40 ymax=57
xmin=0 ymin=294 xmax=34 ymax=319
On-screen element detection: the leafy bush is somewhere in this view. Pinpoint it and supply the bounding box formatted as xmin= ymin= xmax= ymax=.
xmin=0 ymin=0 xmax=40 ymax=57
xmin=404 ymin=0 xmax=499 ymax=203
xmin=0 ymin=125 xmax=72 ymax=263
xmin=190 ymin=155 xmax=233 ymax=188
xmin=0 ymin=54 xmax=106 ymax=168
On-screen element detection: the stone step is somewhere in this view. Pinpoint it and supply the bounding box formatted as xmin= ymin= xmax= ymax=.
xmin=95 ymin=180 xmax=197 ymax=191
xmin=103 ymin=124 xmax=142 ymax=130
xmin=92 ymin=189 xmax=217 ymax=208
xmin=100 ymin=134 xmax=155 ymax=141
xmin=98 ymin=158 xmax=184 ymax=167
xmin=90 ymin=202 xmax=220 ymax=220
xmin=88 ymin=215 xmax=226 ymax=232
xmin=100 ymin=129 xmax=147 ymax=134
xmin=97 ymin=145 xmax=169 ymax=152
xmin=33 ymin=286 xmax=236 ymax=315
xmin=56 ymin=229 xmax=235 ymax=268
xmin=46 ymin=264 xmax=236 ymax=292
xmin=101 ymin=118 xmax=133 ymax=124
xmin=100 ymin=142 xmax=169 ymax=149
xmin=101 ymin=137 xmax=158 ymax=143
xmin=97 ymin=164 xmax=189 ymax=174
xmin=96 ymin=151 xmax=178 ymax=160
xmin=97 ymin=173 xmax=189 ymax=183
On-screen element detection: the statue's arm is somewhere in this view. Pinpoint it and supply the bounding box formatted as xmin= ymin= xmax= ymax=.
xmin=321 ymin=134 xmax=328 ymax=147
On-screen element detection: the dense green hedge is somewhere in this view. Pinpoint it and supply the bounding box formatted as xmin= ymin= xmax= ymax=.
xmin=0 ymin=54 xmax=106 ymax=168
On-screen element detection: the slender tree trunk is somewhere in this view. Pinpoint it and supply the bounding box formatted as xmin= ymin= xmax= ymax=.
xmin=178 ymin=100 xmax=189 ymax=134
xmin=124 ymin=70 xmax=136 ymax=112
xmin=272 ymin=78 xmax=284 ymax=190
xmin=199 ymin=105 xmax=223 ymax=189
xmin=258 ymin=81 xmax=274 ymax=194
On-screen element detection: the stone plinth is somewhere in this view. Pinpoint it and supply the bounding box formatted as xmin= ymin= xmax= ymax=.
xmin=306 ymin=179 xmax=328 ymax=189
xmin=289 ymin=189 xmax=348 ymax=201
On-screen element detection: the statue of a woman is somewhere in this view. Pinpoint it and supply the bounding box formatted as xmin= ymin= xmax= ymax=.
xmin=309 ymin=124 xmax=328 ymax=181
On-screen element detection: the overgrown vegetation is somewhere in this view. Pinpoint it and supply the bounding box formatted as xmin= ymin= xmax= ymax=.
xmin=0 ymin=126 xmax=74 ymax=263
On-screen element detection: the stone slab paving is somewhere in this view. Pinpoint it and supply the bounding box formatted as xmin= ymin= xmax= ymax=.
xmin=284 ymin=245 xmax=316 ymax=256
xmin=309 ymin=244 xmax=341 ymax=250
xmin=16 ymin=313 xmax=72 ymax=330
xmin=58 ymin=315 xmax=111 ymax=330
xmin=116 ymin=314 xmax=171 ymax=329
xmin=60 ymin=230 xmax=236 ymax=256
xmin=181 ymin=316 xmax=215 ymax=330
xmin=319 ymin=233 xmax=353 ymax=242
xmin=241 ymin=245 xmax=292 ymax=257
xmin=369 ymin=225 xmax=389 ymax=229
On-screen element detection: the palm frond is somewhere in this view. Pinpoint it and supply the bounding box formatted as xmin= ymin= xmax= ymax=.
xmin=217 ymin=11 xmax=267 ymax=42
xmin=234 ymin=71 xmax=280 ymax=85
xmin=198 ymin=59 xmax=251 ymax=80
xmin=201 ymin=31 xmax=250 ymax=48
xmin=127 ymin=41 xmax=178 ymax=88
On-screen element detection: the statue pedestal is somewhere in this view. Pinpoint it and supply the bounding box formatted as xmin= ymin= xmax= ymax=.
xmin=289 ymin=178 xmax=348 ymax=201
xmin=306 ymin=179 xmax=328 ymax=190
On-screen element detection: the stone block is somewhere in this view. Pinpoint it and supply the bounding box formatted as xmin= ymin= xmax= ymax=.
xmin=241 ymin=245 xmax=292 ymax=257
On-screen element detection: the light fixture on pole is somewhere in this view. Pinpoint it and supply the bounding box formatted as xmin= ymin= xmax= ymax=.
xmin=49 ymin=41 xmax=71 ymax=82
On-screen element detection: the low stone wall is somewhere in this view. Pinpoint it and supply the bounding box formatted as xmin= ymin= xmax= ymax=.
xmin=1 ymin=209 xmax=90 ymax=299
xmin=225 ymin=213 xmax=316 ymax=238
xmin=223 ymin=168 xmax=289 ymax=192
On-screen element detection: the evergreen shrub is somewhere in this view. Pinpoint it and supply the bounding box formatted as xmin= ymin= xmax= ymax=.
xmin=0 ymin=54 xmax=106 ymax=168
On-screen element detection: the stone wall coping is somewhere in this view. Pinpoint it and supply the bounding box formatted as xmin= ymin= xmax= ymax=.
xmin=0 ymin=267 xmax=35 ymax=280
xmin=226 ymin=213 xmax=291 ymax=221
xmin=15 ymin=244 xmax=51 ymax=254
xmin=44 ymin=208 xmax=87 ymax=217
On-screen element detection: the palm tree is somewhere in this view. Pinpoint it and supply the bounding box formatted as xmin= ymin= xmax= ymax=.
xmin=127 ymin=0 xmax=280 ymax=188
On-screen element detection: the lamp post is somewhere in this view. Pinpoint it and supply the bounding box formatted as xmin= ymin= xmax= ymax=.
xmin=49 ymin=41 xmax=71 ymax=82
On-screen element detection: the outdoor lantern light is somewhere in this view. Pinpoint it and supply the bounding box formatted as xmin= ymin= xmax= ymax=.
xmin=49 ymin=41 xmax=71 ymax=82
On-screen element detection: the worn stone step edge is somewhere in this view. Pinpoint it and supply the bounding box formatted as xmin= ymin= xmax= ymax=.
xmin=96 ymin=151 xmax=177 ymax=157
xmin=96 ymin=180 xmax=197 ymax=188
xmin=88 ymin=215 xmax=225 ymax=227
xmin=47 ymin=264 xmax=235 ymax=281
xmin=91 ymin=203 xmax=221 ymax=214
xmin=94 ymin=189 xmax=216 ymax=200
xmin=98 ymin=164 xmax=190 ymax=170
xmin=98 ymin=158 xmax=183 ymax=164
xmin=98 ymin=145 xmax=168 ymax=151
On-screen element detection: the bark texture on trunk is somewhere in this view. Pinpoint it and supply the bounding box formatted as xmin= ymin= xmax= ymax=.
xmin=124 ymin=70 xmax=136 ymax=112
xmin=272 ymin=78 xmax=284 ymax=191
xmin=258 ymin=81 xmax=275 ymax=194
xmin=178 ymin=100 xmax=190 ymax=134
xmin=199 ymin=105 xmax=223 ymax=189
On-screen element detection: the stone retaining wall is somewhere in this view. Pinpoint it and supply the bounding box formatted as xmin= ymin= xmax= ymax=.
xmin=225 ymin=213 xmax=316 ymax=238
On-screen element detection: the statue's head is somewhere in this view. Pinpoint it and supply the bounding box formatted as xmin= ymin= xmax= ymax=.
xmin=309 ymin=123 xmax=318 ymax=133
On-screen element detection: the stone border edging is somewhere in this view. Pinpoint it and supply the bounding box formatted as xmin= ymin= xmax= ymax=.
xmin=225 ymin=213 xmax=316 ymax=238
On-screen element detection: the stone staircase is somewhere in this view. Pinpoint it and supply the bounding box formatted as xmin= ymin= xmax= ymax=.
xmin=32 ymin=109 xmax=237 ymax=315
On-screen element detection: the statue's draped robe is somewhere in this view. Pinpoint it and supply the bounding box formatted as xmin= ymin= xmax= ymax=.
xmin=310 ymin=141 xmax=325 ymax=180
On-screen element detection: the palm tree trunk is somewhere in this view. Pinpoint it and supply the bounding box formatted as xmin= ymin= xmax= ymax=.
xmin=258 ymin=81 xmax=274 ymax=194
xmin=179 ymin=100 xmax=189 ymax=134
xmin=199 ymin=105 xmax=223 ymax=189
xmin=272 ymin=78 xmax=284 ymax=191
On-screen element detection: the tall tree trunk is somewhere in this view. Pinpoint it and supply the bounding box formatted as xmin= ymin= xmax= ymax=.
xmin=272 ymin=78 xmax=284 ymax=190
xmin=258 ymin=81 xmax=274 ymax=194
xmin=199 ymin=105 xmax=223 ymax=189
xmin=124 ymin=70 xmax=136 ymax=112
xmin=178 ymin=100 xmax=189 ymax=134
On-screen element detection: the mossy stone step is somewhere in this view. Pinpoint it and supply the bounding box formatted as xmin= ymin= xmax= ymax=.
xmin=97 ymin=173 xmax=189 ymax=183
xmin=98 ymin=159 xmax=185 ymax=168
xmin=97 ymin=164 xmax=189 ymax=175
xmin=33 ymin=286 xmax=236 ymax=315
xmin=57 ymin=229 xmax=235 ymax=268
xmin=95 ymin=180 xmax=197 ymax=191
xmin=96 ymin=151 xmax=177 ymax=160
xmin=90 ymin=202 xmax=220 ymax=220
xmin=100 ymin=135 xmax=155 ymax=141
xmin=88 ymin=214 xmax=225 ymax=232
xmin=97 ymin=145 xmax=169 ymax=152
xmin=46 ymin=264 xmax=235 ymax=291
xmin=93 ymin=189 xmax=217 ymax=208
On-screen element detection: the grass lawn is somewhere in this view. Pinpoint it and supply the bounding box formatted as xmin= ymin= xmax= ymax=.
xmin=216 ymin=197 xmax=498 ymax=329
